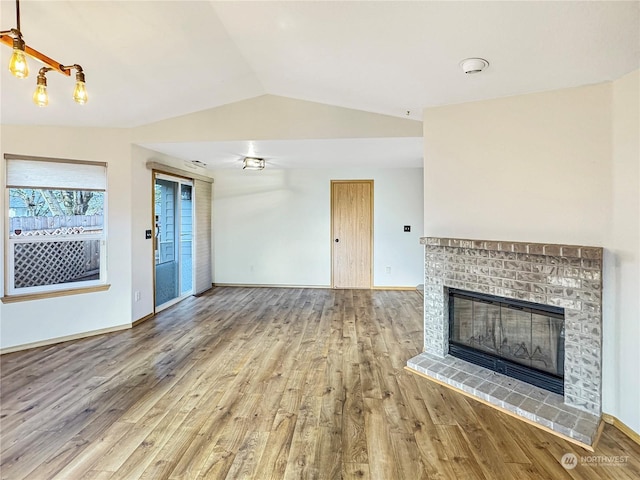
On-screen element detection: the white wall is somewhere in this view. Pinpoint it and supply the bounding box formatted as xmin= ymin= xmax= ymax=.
xmin=130 ymin=146 xmax=213 ymax=321
xmin=422 ymin=76 xmax=639 ymax=433
xmin=423 ymin=82 xmax=612 ymax=244
xmin=212 ymin=168 xmax=424 ymax=287
xmin=133 ymin=94 xmax=422 ymax=143
xmin=0 ymin=125 xmax=132 ymax=349
xmin=607 ymin=70 xmax=640 ymax=433
xmin=129 ymin=95 xmax=423 ymax=298
xmin=130 ymin=145 xmax=156 ymax=322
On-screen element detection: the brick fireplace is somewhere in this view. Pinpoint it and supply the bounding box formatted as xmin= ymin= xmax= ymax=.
xmin=407 ymin=237 xmax=603 ymax=448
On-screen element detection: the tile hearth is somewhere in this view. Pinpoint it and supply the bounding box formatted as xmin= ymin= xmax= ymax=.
xmin=407 ymin=352 xmax=600 ymax=446
xmin=407 ymin=236 xmax=604 ymax=448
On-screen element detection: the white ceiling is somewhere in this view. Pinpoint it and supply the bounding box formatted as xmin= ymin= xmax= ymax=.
xmin=140 ymin=137 xmax=425 ymax=169
xmin=1 ymin=1 xmax=638 ymax=168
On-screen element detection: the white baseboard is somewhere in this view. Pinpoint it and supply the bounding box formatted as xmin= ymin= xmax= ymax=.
xmin=213 ymin=283 xmax=417 ymax=290
xmin=0 ymin=323 xmax=131 ymax=355
xmin=602 ymin=413 xmax=640 ymax=446
xmin=213 ymin=283 xmax=331 ymax=289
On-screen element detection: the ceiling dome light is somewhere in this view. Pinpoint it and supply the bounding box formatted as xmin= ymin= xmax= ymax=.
xmin=243 ymin=157 xmax=265 ymax=170
xmin=459 ymin=58 xmax=489 ymax=74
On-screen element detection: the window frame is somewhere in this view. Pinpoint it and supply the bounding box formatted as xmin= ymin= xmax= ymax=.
xmin=4 ymin=154 xmax=108 ymax=298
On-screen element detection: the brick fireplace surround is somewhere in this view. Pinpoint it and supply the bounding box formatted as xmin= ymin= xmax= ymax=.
xmin=406 ymin=237 xmax=603 ymax=448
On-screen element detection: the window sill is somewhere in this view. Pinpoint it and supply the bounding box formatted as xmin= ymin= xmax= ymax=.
xmin=1 ymin=284 xmax=111 ymax=304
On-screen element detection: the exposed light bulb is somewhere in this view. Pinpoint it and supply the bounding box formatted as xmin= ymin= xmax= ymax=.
xmin=9 ymin=45 xmax=29 ymax=79
xmin=73 ymin=80 xmax=88 ymax=104
xmin=72 ymin=69 xmax=88 ymax=104
xmin=33 ymin=83 xmax=48 ymax=107
xmin=33 ymin=71 xmax=49 ymax=107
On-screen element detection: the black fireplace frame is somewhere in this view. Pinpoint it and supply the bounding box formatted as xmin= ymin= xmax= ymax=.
xmin=448 ymin=288 xmax=565 ymax=395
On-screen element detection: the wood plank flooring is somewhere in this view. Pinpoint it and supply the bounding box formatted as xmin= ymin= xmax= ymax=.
xmin=1 ymin=287 xmax=639 ymax=479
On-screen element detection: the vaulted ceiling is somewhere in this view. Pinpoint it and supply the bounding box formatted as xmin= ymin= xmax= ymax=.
xmin=1 ymin=1 xmax=638 ymax=129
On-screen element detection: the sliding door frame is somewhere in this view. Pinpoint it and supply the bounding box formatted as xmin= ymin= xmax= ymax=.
xmin=152 ymin=170 xmax=194 ymax=312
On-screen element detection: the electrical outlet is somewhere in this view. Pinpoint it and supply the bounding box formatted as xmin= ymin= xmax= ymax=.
xmin=134 ymin=291 xmax=141 ymax=302
xmin=385 ymin=266 xmax=391 ymax=274
xmin=404 ymin=225 xmax=411 ymax=232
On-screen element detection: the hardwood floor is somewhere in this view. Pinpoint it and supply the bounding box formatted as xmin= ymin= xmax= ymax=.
xmin=1 ymin=287 xmax=639 ymax=479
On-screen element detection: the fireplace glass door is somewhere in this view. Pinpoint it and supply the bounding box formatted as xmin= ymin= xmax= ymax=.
xmin=449 ymin=289 xmax=564 ymax=393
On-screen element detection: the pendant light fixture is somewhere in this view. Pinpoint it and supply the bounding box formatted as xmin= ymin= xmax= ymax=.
xmin=32 ymin=68 xmax=49 ymax=107
xmin=1 ymin=0 xmax=88 ymax=106
xmin=8 ymin=35 xmax=28 ymax=78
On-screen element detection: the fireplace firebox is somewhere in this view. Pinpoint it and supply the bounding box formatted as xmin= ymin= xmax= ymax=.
xmin=448 ymin=288 xmax=565 ymax=395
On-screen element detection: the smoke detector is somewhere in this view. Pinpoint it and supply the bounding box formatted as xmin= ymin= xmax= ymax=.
xmin=460 ymin=58 xmax=489 ymax=74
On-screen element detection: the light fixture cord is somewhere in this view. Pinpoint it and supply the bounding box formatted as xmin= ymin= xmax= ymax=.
xmin=15 ymin=0 xmax=21 ymax=33
xmin=2 ymin=0 xmax=22 ymax=37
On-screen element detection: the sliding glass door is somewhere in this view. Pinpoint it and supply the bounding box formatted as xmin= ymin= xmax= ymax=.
xmin=154 ymin=173 xmax=193 ymax=310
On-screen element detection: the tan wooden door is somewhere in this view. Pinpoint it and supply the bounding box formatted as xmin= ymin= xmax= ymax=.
xmin=331 ymin=180 xmax=373 ymax=289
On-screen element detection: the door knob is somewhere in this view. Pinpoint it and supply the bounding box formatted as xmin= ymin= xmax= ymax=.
xmin=335 ymin=238 xmax=339 ymax=243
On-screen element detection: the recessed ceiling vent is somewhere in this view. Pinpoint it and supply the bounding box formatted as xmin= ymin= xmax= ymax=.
xmin=460 ymin=57 xmax=489 ymax=74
